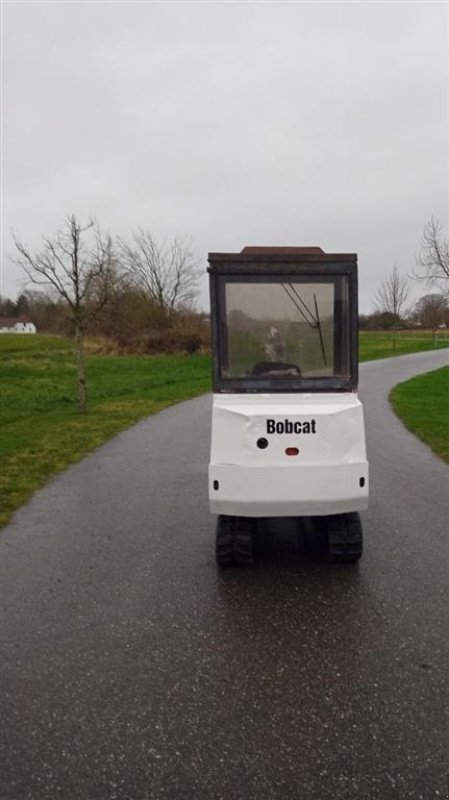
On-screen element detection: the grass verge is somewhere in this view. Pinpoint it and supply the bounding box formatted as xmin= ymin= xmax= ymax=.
xmin=0 ymin=335 xmax=210 ymax=527
xmin=389 ymin=367 xmax=449 ymax=464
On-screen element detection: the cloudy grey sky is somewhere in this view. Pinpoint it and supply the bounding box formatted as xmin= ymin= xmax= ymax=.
xmin=2 ymin=1 xmax=448 ymax=312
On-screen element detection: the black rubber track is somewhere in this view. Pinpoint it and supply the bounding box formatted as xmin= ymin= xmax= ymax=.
xmin=326 ymin=511 xmax=363 ymax=562
xmin=216 ymin=515 xmax=254 ymax=567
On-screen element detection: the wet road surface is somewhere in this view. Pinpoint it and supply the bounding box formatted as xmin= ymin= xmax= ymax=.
xmin=0 ymin=350 xmax=448 ymax=800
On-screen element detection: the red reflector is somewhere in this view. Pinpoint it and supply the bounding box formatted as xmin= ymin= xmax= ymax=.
xmin=285 ymin=447 xmax=299 ymax=456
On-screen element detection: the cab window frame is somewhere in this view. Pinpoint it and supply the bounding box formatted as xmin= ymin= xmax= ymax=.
xmin=208 ymin=260 xmax=358 ymax=394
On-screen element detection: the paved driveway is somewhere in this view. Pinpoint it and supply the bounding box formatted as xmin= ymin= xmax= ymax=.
xmin=1 ymin=350 xmax=448 ymax=800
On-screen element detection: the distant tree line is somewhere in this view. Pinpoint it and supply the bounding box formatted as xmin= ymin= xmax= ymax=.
xmin=0 ymin=292 xmax=31 ymax=318
xmin=359 ymin=292 xmax=449 ymax=331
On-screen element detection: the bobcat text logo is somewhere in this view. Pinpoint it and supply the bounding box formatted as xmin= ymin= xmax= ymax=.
xmin=266 ymin=418 xmax=317 ymax=435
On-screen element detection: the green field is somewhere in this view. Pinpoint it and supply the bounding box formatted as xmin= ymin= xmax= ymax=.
xmin=0 ymin=335 xmax=210 ymax=527
xmin=1 ymin=329 xmax=448 ymax=528
xmin=390 ymin=367 xmax=449 ymax=464
xmin=359 ymin=330 xmax=449 ymax=361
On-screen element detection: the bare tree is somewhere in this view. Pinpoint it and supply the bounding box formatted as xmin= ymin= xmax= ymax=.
xmin=413 ymin=293 xmax=448 ymax=330
xmin=414 ymin=217 xmax=449 ymax=299
xmin=118 ymin=229 xmax=200 ymax=312
xmin=13 ymin=214 xmax=115 ymax=412
xmin=373 ymin=264 xmax=410 ymax=348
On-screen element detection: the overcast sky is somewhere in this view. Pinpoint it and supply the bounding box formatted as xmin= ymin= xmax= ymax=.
xmin=2 ymin=1 xmax=448 ymax=312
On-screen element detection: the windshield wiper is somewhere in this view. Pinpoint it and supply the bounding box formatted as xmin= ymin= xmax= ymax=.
xmin=281 ymin=283 xmax=327 ymax=366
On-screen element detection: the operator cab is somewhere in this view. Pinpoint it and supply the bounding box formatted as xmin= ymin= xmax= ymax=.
xmin=209 ymin=246 xmax=358 ymax=395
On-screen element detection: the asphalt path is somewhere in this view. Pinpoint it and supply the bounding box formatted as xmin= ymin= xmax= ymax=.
xmin=1 ymin=350 xmax=448 ymax=800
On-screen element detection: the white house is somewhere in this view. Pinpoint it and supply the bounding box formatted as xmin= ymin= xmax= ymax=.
xmin=0 ymin=316 xmax=37 ymax=334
